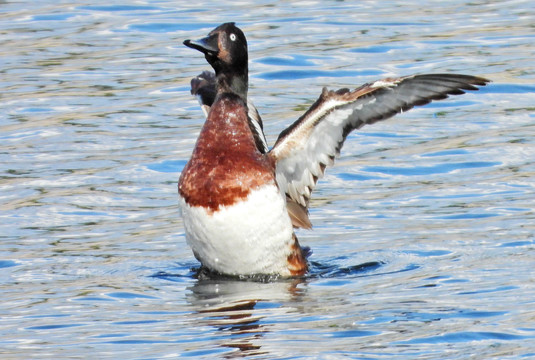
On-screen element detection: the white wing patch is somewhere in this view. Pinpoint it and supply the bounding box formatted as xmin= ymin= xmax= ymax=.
xmin=247 ymin=98 xmax=269 ymax=153
xmin=370 ymin=79 xmax=400 ymax=88
xmin=274 ymin=96 xmax=378 ymax=207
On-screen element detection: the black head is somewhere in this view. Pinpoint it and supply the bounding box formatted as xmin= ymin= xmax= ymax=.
xmin=184 ymin=22 xmax=248 ymax=74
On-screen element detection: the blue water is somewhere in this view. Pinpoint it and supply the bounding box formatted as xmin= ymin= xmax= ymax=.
xmin=1 ymin=1 xmax=534 ymax=359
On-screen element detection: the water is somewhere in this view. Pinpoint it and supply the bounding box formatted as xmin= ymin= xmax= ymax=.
xmin=1 ymin=1 xmax=534 ymax=358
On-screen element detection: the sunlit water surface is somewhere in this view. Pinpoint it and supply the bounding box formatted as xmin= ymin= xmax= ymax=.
xmin=1 ymin=1 xmax=534 ymax=359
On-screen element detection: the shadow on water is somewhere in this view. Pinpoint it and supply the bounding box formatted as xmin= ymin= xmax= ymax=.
xmin=152 ymin=257 xmax=392 ymax=283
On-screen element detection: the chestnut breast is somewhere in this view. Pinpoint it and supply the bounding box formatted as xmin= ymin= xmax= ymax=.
xmin=178 ymin=93 xmax=275 ymax=212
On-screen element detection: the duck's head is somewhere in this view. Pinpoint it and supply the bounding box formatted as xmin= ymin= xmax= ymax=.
xmin=184 ymin=22 xmax=248 ymax=76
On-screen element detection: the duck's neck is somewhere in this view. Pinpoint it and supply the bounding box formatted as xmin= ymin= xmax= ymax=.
xmin=216 ymin=67 xmax=248 ymax=100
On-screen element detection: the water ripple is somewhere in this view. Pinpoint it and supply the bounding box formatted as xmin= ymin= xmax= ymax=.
xmin=1 ymin=1 xmax=534 ymax=359
xmin=362 ymin=161 xmax=501 ymax=176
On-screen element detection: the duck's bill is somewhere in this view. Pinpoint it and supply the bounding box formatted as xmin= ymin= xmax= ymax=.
xmin=183 ymin=34 xmax=218 ymax=56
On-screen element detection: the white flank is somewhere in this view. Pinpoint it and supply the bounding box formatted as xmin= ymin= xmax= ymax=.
xmin=178 ymin=184 xmax=295 ymax=276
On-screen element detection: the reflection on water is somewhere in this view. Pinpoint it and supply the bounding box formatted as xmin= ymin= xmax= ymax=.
xmin=187 ymin=278 xmax=306 ymax=358
xmin=1 ymin=0 xmax=535 ymax=358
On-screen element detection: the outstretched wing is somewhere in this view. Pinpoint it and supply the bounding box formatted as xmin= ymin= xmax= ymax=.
xmin=269 ymin=74 xmax=490 ymax=227
xmin=189 ymin=71 xmax=268 ymax=153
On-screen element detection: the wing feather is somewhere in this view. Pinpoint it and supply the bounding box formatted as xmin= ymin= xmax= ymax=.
xmin=269 ymin=74 xmax=490 ymax=218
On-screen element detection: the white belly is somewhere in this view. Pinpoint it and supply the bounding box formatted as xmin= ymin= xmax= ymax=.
xmin=178 ymin=184 xmax=295 ymax=276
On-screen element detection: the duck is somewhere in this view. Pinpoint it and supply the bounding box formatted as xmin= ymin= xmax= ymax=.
xmin=179 ymin=22 xmax=489 ymax=278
